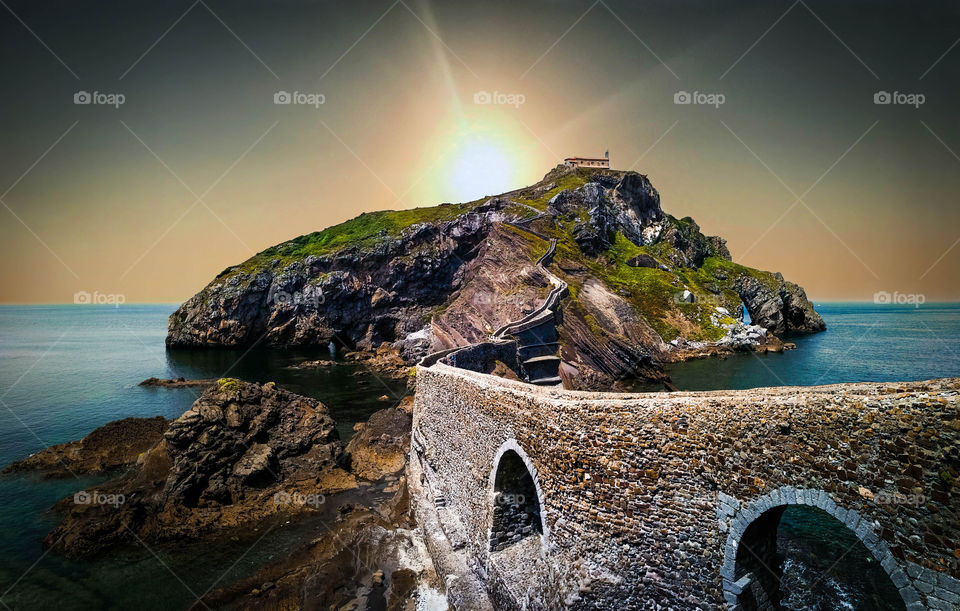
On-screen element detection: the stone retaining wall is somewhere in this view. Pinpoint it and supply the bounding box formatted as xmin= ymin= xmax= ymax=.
xmin=441 ymin=339 xmax=518 ymax=374
xmin=412 ymin=363 xmax=960 ymax=609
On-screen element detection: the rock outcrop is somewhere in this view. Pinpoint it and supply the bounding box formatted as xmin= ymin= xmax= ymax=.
xmin=735 ymin=274 xmax=826 ymax=336
xmin=166 ymin=164 xmax=825 ymax=389
xmin=160 ymin=379 xmax=343 ymax=507
xmin=166 ymin=201 xmax=514 ymax=353
xmin=626 ymin=254 xmax=668 ymax=271
xmin=566 ymin=174 xmax=666 ymax=257
xmin=195 ymin=480 xmax=446 ymax=611
xmin=43 ymin=379 xmax=352 ymax=557
xmin=346 ymin=407 xmax=412 ymax=481
xmin=139 ymin=377 xmax=217 ymax=388
xmin=3 ymin=417 xmax=169 ymax=478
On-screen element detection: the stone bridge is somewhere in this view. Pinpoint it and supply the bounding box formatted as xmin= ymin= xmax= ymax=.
xmin=411 ymin=356 xmax=960 ymax=610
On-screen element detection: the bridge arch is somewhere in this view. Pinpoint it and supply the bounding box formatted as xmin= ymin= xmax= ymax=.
xmin=721 ymin=486 xmax=918 ymax=609
xmin=487 ymin=438 xmax=549 ymax=553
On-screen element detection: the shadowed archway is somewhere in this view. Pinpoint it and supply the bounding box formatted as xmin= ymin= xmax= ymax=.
xmin=729 ymin=499 xmax=907 ymax=610
xmin=489 ymin=449 xmax=543 ymax=552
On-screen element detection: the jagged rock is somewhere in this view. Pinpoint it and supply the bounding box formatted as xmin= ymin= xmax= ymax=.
xmin=546 ymin=190 xmax=578 ymax=217
xmin=657 ymin=217 xmax=730 ymax=268
xmin=572 ymin=212 xmax=612 ymax=257
xmin=167 ymin=206 xmax=516 ymax=350
xmin=42 ymin=380 xmax=351 ymax=558
xmin=735 ymin=275 xmax=825 ymax=336
xmin=162 ymin=380 xmax=342 ymax=507
xmin=395 ymin=326 xmax=432 ymax=361
xmin=609 ymin=173 xmax=664 ymax=239
xmin=3 ymin=417 xmax=169 ymax=478
xmin=735 ymin=276 xmax=785 ymax=334
xmin=781 ymin=280 xmax=826 ymax=334
xmin=345 ymin=408 xmax=411 ymax=480
xmin=561 ymin=175 xmax=728 ymax=268
xmin=568 ymin=175 xmax=663 ymax=255
xmin=626 ymin=254 xmax=668 ymax=271
xmin=196 ymin=484 xmax=442 ymax=611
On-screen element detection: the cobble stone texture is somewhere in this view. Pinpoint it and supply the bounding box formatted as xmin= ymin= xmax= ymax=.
xmin=413 ymin=363 xmax=960 ymax=609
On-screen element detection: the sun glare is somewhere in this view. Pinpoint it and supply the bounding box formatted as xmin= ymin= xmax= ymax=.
xmin=448 ymin=139 xmax=515 ymax=202
xmin=413 ymin=108 xmax=545 ymax=205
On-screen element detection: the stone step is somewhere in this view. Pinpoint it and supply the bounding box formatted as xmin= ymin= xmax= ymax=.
xmin=517 ymin=342 xmax=559 ymax=360
xmin=503 ymin=310 xmax=556 ymax=336
xmin=522 ymin=356 xmax=561 ymax=381
xmin=529 ymin=376 xmax=562 ymax=385
xmin=518 ymin=342 xmax=559 ymax=349
xmin=522 ymin=355 xmax=561 ymax=366
xmin=513 ymin=322 xmax=557 ymax=346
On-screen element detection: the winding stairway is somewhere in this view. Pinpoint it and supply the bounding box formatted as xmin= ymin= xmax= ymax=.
xmin=494 ymin=232 xmax=568 ymax=386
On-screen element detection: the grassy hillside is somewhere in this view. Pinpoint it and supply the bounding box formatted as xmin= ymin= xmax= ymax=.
xmin=213 ymin=166 xmax=781 ymax=343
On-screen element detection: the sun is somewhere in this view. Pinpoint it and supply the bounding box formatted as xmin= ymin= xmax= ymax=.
xmin=412 ymin=109 xmax=541 ymax=205
xmin=448 ymin=138 xmax=515 ymax=202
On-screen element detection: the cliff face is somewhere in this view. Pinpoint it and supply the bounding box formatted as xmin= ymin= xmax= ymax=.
xmin=168 ymin=165 xmax=824 ymax=388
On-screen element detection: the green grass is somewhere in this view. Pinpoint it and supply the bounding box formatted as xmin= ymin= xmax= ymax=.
xmin=583 ymin=312 xmax=604 ymax=335
xmin=269 ymin=204 xmax=472 ymax=258
xmin=515 ymin=170 xmax=592 ymax=210
xmin=557 ymin=233 xmax=759 ymax=342
xmin=699 ymin=257 xmax=781 ymax=292
xmin=219 ymin=166 xmax=607 ymax=281
xmin=219 ymin=201 xmax=486 ymax=279
xmin=217 ymin=378 xmax=241 ymax=391
xmin=556 ymin=233 xmax=681 ymax=340
xmin=203 ymin=164 xmax=785 ymax=348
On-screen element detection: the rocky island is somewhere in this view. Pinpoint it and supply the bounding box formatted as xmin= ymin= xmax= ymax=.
xmin=167 ymin=164 xmax=824 ymax=389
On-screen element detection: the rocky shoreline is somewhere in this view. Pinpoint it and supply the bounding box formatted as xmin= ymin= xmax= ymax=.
xmin=139 ymin=377 xmax=218 ymax=388
xmin=2 ymin=374 xmax=444 ymax=609
xmin=3 ymin=416 xmax=169 ymax=479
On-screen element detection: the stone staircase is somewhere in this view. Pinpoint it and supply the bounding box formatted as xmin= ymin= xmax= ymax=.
xmin=494 ymin=235 xmax=568 ymax=386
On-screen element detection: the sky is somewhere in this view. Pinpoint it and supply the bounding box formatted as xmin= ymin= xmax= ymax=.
xmin=1 ymin=0 xmax=958 ymax=304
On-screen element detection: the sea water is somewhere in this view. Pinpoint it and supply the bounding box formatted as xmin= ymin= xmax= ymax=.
xmin=0 ymin=304 xmax=406 ymax=609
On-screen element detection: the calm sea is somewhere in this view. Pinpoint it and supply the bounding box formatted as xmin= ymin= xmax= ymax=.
xmin=0 ymin=304 xmax=407 ymax=610
xmin=652 ymin=302 xmax=960 ymax=391
xmin=0 ymin=302 xmax=956 ymax=609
